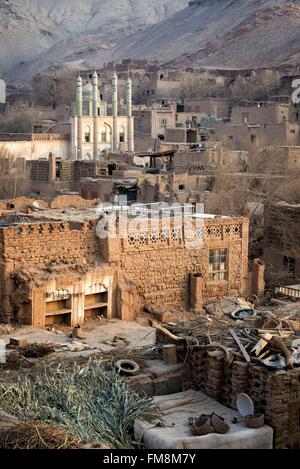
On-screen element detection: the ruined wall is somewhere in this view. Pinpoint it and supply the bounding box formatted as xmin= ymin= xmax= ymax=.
xmin=80 ymin=178 xmax=115 ymax=202
xmin=1 ymin=220 xmax=100 ymax=271
xmin=49 ymin=195 xmax=100 ymax=209
xmin=0 ymin=196 xmax=98 ymax=212
xmin=103 ymin=217 xmax=249 ymax=310
xmin=0 ymin=138 xmax=69 ymax=160
xmin=0 ymin=220 xmax=101 ymax=322
xmin=264 ymin=202 xmax=300 ymax=283
xmin=0 ymin=212 xmax=249 ymax=324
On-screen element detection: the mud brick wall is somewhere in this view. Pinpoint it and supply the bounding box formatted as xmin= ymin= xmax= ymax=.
xmin=0 ymin=220 xmax=100 ymax=322
xmin=117 ymin=218 xmax=249 ymax=309
xmin=1 ymin=220 xmax=100 ymax=270
xmin=26 ymin=160 xmax=49 ymax=182
xmin=190 ymin=348 xmax=300 ymax=449
xmin=0 ymin=230 xmax=5 ymax=319
xmin=49 ymin=195 xmax=100 ymax=209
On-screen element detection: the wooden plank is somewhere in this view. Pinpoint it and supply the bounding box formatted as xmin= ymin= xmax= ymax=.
xmin=229 ymin=328 xmax=251 ymax=363
xmin=32 ymin=289 xmax=46 ymax=328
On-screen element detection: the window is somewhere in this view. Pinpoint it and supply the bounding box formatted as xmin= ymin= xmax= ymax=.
xmin=179 ymin=184 xmax=185 ymax=191
xmin=208 ymin=249 xmax=227 ymax=281
xmin=55 ymin=162 xmax=61 ymax=179
xmin=290 ymin=129 xmax=296 ymax=134
xmin=101 ymin=129 xmax=107 ymax=143
xmin=84 ymin=127 xmax=90 ymax=142
xmin=251 ymin=134 xmax=256 ymax=143
xmin=283 ymin=256 xmax=296 ymax=278
xmin=119 ymin=129 xmax=125 ymax=143
xmin=160 ymin=119 xmax=167 ymax=128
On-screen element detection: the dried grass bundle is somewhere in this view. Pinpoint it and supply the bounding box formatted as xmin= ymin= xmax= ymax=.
xmin=0 ymin=359 xmax=158 ymax=448
xmin=0 ymin=421 xmax=81 ymax=449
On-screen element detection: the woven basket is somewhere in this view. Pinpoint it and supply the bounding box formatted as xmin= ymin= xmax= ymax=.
xmin=189 ymin=416 xmax=211 ymax=436
xmin=211 ymin=413 xmax=230 ymax=434
xmin=244 ymin=413 xmax=264 ymax=429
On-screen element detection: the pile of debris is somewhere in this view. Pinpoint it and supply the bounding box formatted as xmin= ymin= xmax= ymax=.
xmin=153 ymin=297 xmax=300 ymax=370
xmin=1 ymin=340 xmax=56 ymax=369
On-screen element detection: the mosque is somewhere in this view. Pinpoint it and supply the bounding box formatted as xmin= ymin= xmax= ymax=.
xmin=70 ymin=71 xmax=134 ymax=159
xmin=0 ymin=72 xmax=134 ymax=161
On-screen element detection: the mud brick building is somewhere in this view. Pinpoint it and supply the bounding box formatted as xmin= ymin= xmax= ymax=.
xmin=0 ymin=209 xmax=249 ymax=327
xmin=26 ymin=155 xmax=109 ymax=196
xmin=264 ymin=201 xmax=300 ymax=284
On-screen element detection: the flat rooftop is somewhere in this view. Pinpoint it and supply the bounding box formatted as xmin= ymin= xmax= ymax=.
xmin=0 ymin=203 xmax=238 ymax=226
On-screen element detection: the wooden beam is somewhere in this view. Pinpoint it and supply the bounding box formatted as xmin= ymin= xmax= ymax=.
xmin=229 ymin=328 xmax=251 ymax=363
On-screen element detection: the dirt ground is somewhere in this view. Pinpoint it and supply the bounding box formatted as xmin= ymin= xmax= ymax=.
xmin=1 ymin=319 xmax=155 ymax=355
xmin=0 ymin=318 xmax=159 ymax=382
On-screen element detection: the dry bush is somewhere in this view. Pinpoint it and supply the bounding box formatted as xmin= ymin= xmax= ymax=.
xmin=0 ymin=113 xmax=34 ymax=133
xmin=179 ymin=73 xmax=227 ymax=99
xmin=229 ymin=73 xmax=280 ymax=104
xmin=207 ymin=139 xmax=300 ymax=264
xmin=33 ymin=72 xmax=76 ymax=107
xmin=179 ymin=71 xmax=280 ymax=104
xmin=0 ymin=145 xmax=28 ymax=198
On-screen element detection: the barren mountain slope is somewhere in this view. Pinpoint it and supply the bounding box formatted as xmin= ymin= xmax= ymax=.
xmin=0 ymin=0 xmax=186 ymax=73
xmin=2 ymin=0 xmax=300 ymax=82
xmin=112 ymin=0 xmax=300 ymax=69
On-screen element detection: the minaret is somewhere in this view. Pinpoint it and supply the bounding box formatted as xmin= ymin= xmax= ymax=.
xmin=92 ymin=71 xmax=99 ymax=160
xmin=112 ymin=72 xmax=118 ymax=151
xmin=126 ymin=77 xmax=134 ymax=153
xmin=76 ymin=75 xmax=83 ymax=160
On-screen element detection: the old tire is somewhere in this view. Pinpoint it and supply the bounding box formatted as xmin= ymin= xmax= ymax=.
xmin=115 ymin=359 xmax=140 ymax=376
xmin=246 ymin=294 xmax=260 ymax=308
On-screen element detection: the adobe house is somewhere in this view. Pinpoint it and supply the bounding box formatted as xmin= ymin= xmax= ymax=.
xmin=215 ymin=102 xmax=300 ymax=151
xmin=183 ymin=97 xmax=231 ymax=119
xmin=133 ymin=105 xmax=176 ymax=139
xmin=0 ymin=208 xmax=250 ymax=327
xmin=26 ymin=155 xmax=109 ymax=196
xmin=264 ymin=201 xmax=300 ymax=284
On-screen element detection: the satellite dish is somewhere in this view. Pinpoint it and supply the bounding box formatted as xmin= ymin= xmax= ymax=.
xmin=32 ymin=201 xmax=40 ymax=208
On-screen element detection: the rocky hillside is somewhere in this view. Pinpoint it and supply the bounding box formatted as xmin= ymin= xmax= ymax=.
xmin=113 ymin=0 xmax=300 ymax=69
xmin=0 ymin=0 xmax=186 ymax=78
xmin=1 ymin=0 xmax=300 ymax=82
